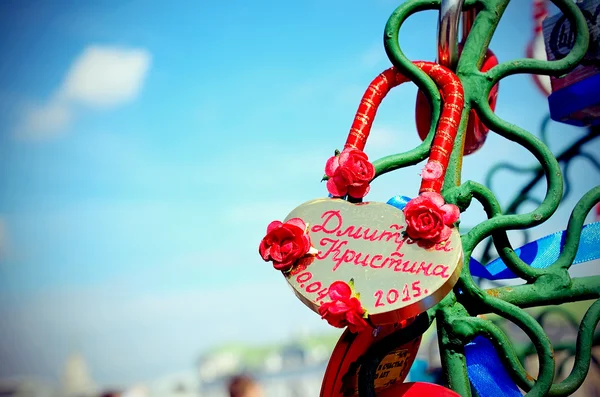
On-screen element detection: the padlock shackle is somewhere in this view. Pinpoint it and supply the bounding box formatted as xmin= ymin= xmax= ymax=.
xmin=344 ymin=62 xmax=465 ymax=194
xmin=438 ymin=0 xmax=479 ymax=70
xmin=462 ymin=8 xmax=477 ymax=43
xmin=438 ymin=0 xmax=465 ymax=70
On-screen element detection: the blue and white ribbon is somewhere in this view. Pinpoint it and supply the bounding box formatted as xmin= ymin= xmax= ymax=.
xmin=387 ymin=194 xmax=600 ymax=395
xmin=469 ymin=222 xmax=600 ymax=280
xmin=465 ymin=336 xmax=523 ymax=396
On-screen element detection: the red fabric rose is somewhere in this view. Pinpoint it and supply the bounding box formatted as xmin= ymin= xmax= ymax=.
xmin=403 ymin=192 xmax=460 ymax=244
xmin=318 ymin=281 xmax=369 ymax=333
xmin=325 ymin=148 xmax=375 ymax=198
xmin=420 ymin=160 xmax=443 ymax=181
xmin=259 ymin=218 xmax=311 ymax=272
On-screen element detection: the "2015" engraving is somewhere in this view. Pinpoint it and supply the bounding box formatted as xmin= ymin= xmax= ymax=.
xmin=373 ymin=281 xmax=426 ymax=307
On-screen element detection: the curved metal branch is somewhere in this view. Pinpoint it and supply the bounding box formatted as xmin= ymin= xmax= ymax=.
xmin=479 ymin=127 xmax=600 ymax=264
xmin=484 ymin=0 xmax=589 ymax=83
xmin=548 ymin=299 xmax=600 ymax=396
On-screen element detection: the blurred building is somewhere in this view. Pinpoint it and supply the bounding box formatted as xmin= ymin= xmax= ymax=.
xmin=0 ymin=377 xmax=58 ymax=397
xmin=1 ymin=304 xmax=598 ymax=397
xmin=144 ymin=370 xmax=198 ymax=397
xmin=196 ymin=334 xmax=336 ymax=397
xmin=61 ymin=352 xmax=98 ymax=397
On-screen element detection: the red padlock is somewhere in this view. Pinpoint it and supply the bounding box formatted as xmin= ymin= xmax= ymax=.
xmin=376 ymin=382 xmax=462 ymax=397
xmin=320 ymin=323 xmax=422 ymax=397
xmin=415 ymin=47 xmax=499 ymax=155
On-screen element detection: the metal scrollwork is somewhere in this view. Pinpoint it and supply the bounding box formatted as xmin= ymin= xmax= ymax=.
xmin=361 ymin=0 xmax=599 ymax=395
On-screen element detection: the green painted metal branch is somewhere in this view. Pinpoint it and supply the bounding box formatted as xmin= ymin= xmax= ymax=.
xmin=485 ymin=276 xmax=600 ymax=310
xmin=364 ymin=0 xmax=598 ymax=395
xmin=547 ymin=299 xmax=600 ymax=396
xmin=515 ymin=305 xmax=600 ymax=396
xmin=450 ymin=316 xmax=545 ymax=394
xmin=484 ymin=0 xmax=589 ymax=84
xmin=479 ymin=127 xmax=600 ymax=264
xmin=550 ymin=187 xmax=600 ymax=272
xmin=436 ymin=293 xmax=473 ymax=396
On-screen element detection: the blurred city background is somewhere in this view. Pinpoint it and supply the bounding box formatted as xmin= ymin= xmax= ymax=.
xmin=0 ymin=1 xmax=599 ymax=396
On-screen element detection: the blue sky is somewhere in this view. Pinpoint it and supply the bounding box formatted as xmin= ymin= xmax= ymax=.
xmin=0 ymin=0 xmax=598 ymax=387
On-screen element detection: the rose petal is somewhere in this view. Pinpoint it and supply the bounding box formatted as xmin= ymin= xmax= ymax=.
xmin=266 ymin=220 xmax=283 ymax=234
xmin=415 ymin=212 xmax=434 ymax=228
xmin=346 ymin=312 xmax=359 ymax=325
xmin=286 ymin=218 xmax=306 ymax=231
xmin=301 ymin=234 xmax=312 ymax=251
xmin=348 ymin=297 xmax=364 ymax=313
xmin=346 ymin=313 xmax=369 ymax=333
xmin=325 ymin=155 xmax=340 ymax=177
xmin=328 ymin=281 xmax=352 ymax=300
xmin=259 ymin=244 xmax=270 ymax=260
xmin=348 ymin=171 xmax=371 ymax=186
xmin=339 ymin=149 xmax=373 ymax=182
xmin=318 ymin=302 xmax=332 ymax=316
xmin=318 ymin=302 xmax=347 ymax=328
xmin=421 ymin=161 xmax=443 ymax=180
xmin=420 ymin=191 xmax=445 ymax=207
xmin=324 ymin=148 xmax=373 ymax=197
xmin=351 ymin=149 xmax=369 ymax=161
xmin=337 ymin=166 xmax=354 ymax=180
xmin=269 ymin=245 xmax=283 ymax=261
xmin=273 ymin=260 xmax=293 ymax=271
xmin=324 ymin=317 xmax=346 ymax=328
xmin=362 ymin=160 xmax=375 ymax=179
xmin=439 ymin=225 xmax=452 ymax=242
xmin=280 ymin=241 xmax=294 ymax=255
xmin=404 ymin=195 xmax=426 ymax=209
xmin=346 ymin=306 xmax=366 ymax=323
xmin=326 ymin=176 xmax=349 ymax=197
xmin=416 ymin=239 xmax=436 ymax=249
xmin=326 ymin=301 xmax=351 ymax=315
xmin=337 ymin=149 xmax=352 ymax=166
xmin=318 ymin=281 xmax=369 ymax=333
xmin=347 ymin=183 xmax=370 ymax=198
xmin=441 ymin=203 xmax=460 ymax=225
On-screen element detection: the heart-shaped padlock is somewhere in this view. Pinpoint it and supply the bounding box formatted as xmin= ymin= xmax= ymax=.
xmin=284 ymin=198 xmax=462 ymax=325
xmin=259 ymin=61 xmax=465 ymax=334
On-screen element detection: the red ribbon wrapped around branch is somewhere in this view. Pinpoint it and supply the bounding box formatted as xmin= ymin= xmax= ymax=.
xmin=343 ymin=62 xmax=464 ymax=195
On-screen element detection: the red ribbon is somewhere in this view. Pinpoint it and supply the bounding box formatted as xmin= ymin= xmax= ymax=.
xmin=533 ymin=0 xmax=548 ymax=34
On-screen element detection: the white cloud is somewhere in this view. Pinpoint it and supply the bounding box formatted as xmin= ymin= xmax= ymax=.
xmin=14 ymin=46 xmax=151 ymax=141
xmin=59 ymin=46 xmax=151 ymax=109
xmin=13 ymin=101 xmax=72 ymax=141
